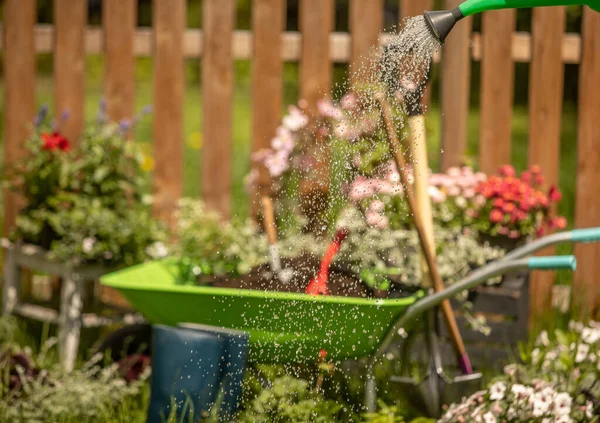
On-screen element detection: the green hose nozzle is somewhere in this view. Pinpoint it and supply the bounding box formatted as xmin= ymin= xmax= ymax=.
xmin=424 ymin=0 xmax=600 ymax=43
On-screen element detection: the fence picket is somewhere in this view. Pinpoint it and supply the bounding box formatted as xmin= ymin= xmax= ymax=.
xmin=152 ymin=0 xmax=185 ymax=226
xmin=54 ymin=0 xmax=86 ymax=144
xmin=528 ymin=6 xmax=566 ymax=326
xmin=300 ymin=0 xmax=333 ymax=109
xmin=440 ymin=0 xmax=472 ymax=170
xmin=251 ymin=0 xmax=285 ymax=200
xmin=103 ymin=0 xmax=136 ymax=122
xmin=2 ymin=0 xmax=36 ymax=236
xmin=573 ymin=7 xmax=600 ymax=320
xmin=349 ymin=0 xmax=383 ymax=85
xmin=478 ymin=9 xmax=516 ymax=174
xmin=202 ymin=0 xmax=235 ymax=219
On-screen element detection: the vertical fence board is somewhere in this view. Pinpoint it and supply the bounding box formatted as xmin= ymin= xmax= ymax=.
xmin=202 ymin=0 xmax=235 ymax=219
xmin=103 ymin=0 xmax=136 ymax=122
xmin=251 ymin=0 xmax=285 ymax=198
xmin=54 ymin=0 xmax=86 ymax=144
xmin=478 ymin=9 xmax=516 ymax=174
xmin=349 ymin=0 xmax=383 ymax=85
xmin=299 ymin=0 xmax=333 ymax=109
xmin=573 ymin=7 xmax=600 ymax=320
xmin=2 ymin=0 xmax=36 ymax=236
xmin=440 ymin=0 xmax=472 ymax=170
xmin=527 ymin=6 xmax=566 ymax=327
xmin=400 ymin=0 xmax=433 ymax=106
xmin=152 ymin=0 xmax=185 ymax=225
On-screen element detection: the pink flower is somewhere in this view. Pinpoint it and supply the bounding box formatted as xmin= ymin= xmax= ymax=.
xmin=316 ymin=99 xmax=343 ymax=119
xmin=493 ymin=198 xmax=504 ymax=208
xmin=365 ymin=211 xmax=389 ymax=229
xmin=264 ymin=150 xmax=289 ymax=177
xmin=502 ymin=202 xmax=516 ymax=213
xmin=474 ymin=195 xmax=486 ymax=207
xmin=498 ymin=226 xmax=510 ymax=235
xmin=474 ymin=172 xmax=487 ymax=182
xmin=349 ymin=179 xmax=374 ymax=201
xmin=535 ymin=173 xmax=545 ymax=186
xmin=521 ymin=170 xmax=532 ymax=183
xmin=447 ymin=185 xmax=461 ymax=197
xmin=463 ymin=188 xmax=476 ymax=199
xmin=251 ymin=148 xmax=271 ymax=162
xmin=447 ymin=167 xmax=461 ymax=177
xmin=271 ymin=129 xmax=295 ymax=152
xmin=490 ymin=209 xmax=504 ymax=223
xmin=282 ymin=106 xmax=308 ymax=131
xmin=340 ymin=92 xmax=358 ymax=110
xmin=369 ymin=199 xmax=385 ymax=213
xmin=429 ymin=173 xmax=446 ymax=186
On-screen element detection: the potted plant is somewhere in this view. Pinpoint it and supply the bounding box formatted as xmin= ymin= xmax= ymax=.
xmin=2 ymin=104 xmax=167 ymax=370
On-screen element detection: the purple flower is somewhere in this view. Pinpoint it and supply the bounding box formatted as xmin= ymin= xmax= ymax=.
xmin=34 ymin=105 xmax=48 ymax=127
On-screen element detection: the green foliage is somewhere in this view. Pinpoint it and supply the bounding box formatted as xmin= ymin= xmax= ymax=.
xmin=238 ymin=375 xmax=351 ymax=423
xmin=4 ymin=108 xmax=167 ymax=267
xmin=174 ymin=198 xmax=270 ymax=279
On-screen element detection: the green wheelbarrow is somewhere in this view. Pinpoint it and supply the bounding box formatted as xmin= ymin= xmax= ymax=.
xmin=99 ymin=228 xmax=600 ymax=415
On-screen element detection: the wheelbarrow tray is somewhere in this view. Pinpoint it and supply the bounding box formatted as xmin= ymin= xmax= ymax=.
xmin=100 ymin=260 xmax=421 ymax=364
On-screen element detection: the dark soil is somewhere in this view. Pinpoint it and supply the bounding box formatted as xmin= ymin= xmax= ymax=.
xmin=207 ymin=254 xmax=371 ymax=298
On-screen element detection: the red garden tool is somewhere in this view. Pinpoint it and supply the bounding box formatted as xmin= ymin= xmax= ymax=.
xmin=305 ymin=228 xmax=349 ymax=296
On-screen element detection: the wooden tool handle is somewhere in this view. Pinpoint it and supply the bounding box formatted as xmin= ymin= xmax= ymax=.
xmin=408 ymin=114 xmax=436 ymax=289
xmin=261 ymin=195 xmax=278 ymax=245
xmin=377 ymin=94 xmax=471 ymax=372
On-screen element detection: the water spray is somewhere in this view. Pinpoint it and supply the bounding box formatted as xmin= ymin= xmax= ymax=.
xmin=424 ymin=0 xmax=600 ymax=43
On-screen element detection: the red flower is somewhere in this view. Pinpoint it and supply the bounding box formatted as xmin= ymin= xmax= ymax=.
xmin=521 ymin=170 xmax=532 ymax=183
xmin=554 ymin=216 xmax=567 ymax=229
xmin=490 ymin=209 xmax=504 ymax=223
xmin=502 ymin=202 xmax=516 ymax=213
xmin=535 ymin=174 xmax=545 ymax=186
xmin=537 ymin=193 xmax=549 ymax=207
xmin=493 ymin=198 xmax=504 ymax=208
xmin=503 ymin=191 xmax=516 ymax=202
xmin=548 ymin=185 xmax=562 ymax=203
xmin=42 ymin=132 xmax=70 ymax=152
xmin=499 ymin=164 xmax=516 ymax=177
xmin=319 ymin=349 xmax=328 ymax=360
xmin=530 ymin=164 xmax=541 ymax=174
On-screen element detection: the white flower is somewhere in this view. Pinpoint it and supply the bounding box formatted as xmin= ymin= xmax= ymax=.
xmin=489 ymin=382 xmax=506 ymax=401
xmin=554 ymin=415 xmax=572 ymax=423
xmin=553 ymin=392 xmax=572 ymax=416
xmin=428 ymin=186 xmax=447 ymax=203
xmin=511 ymin=384 xmax=533 ymax=398
xmin=264 ymin=150 xmax=289 ymax=177
xmin=482 ymin=412 xmax=496 ymax=423
xmin=569 ymin=320 xmax=584 ymax=333
xmin=575 ymin=343 xmax=590 ymax=363
xmin=531 ymin=348 xmax=541 ymax=365
xmin=82 ymin=237 xmax=96 ymax=254
xmin=455 ymin=196 xmax=467 ymax=208
xmin=581 ymin=326 xmax=600 ymax=344
xmin=538 ymin=330 xmax=550 ymax=346
xmin=585 ymin=401 xmax=593 ymax=418
xmin=146 ymin=241 xmax=168 ymax=259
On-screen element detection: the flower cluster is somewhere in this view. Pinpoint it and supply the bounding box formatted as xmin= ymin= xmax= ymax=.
xmin=441 ymin=321 xmax=600 ymax=422
xmin=472 ymin=165 xmax=566 ymax=239
xmin=4 ymin=103 xmax=166 ymax=266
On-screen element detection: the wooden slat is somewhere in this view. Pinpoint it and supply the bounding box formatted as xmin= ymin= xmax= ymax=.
xmin=152 ymin=0 xmax=185 ymax=226
xmin=2 ymin=0 xmax=36 ymax=236
xmin=573 ymin=7 xmax=600 ymax=320
xmin=202 ymin=0 xmax=235 ymax=219
xmin=527 ymin=6 xmax=566 ymax=327
xmin=400 ymin=0 xmax=433 ymax=106
xmin=349 ymin=0 xmax=383 ymax=85
xmin=299 ymin=0 xmax=333 ymax=109
xmin=0 ymin=25 xmax=584 ymax=64
xmin=103 ymin=0 xmax=137 ymax=121
xmin=54 ymin=0 xmax=86 ymax=144
xmin=478 ymin=9 xmax=516 ymax=174
xmin=251 ymin=0 xmax=285 ymax=197
xmin=440 ymin=0 xmax=472 ymax=170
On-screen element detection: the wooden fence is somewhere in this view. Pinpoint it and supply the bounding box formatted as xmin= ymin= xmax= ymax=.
xmin=2 ymin=0 xmax=599 ymax=323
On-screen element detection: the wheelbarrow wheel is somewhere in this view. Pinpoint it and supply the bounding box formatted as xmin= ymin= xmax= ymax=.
xmin=92 ymin=323 xmax=152 ymax=381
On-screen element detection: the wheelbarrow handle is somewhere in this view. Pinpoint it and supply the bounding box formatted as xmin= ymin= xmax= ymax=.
xmin=372 ymin=255 xmax=576 ymax=362
xmin=502 ymin=227 xmax=600 ymax=262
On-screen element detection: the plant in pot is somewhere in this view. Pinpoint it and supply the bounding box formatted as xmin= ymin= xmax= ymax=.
xmin=4 ymin=104 xmax=167 ymax=269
